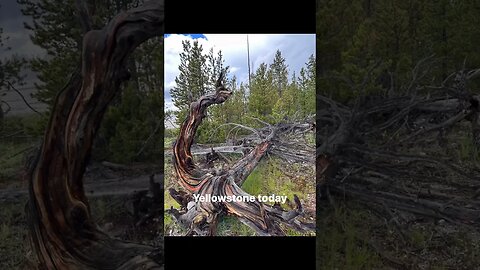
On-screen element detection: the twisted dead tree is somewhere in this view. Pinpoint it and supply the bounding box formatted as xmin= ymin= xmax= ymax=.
xmin=26 ymin=1 xmax=164 ymax=269
xmin=318 ymin=59 xmax=480 ymax=226
xmin=167 ymin=72 xmax=315 ymax=236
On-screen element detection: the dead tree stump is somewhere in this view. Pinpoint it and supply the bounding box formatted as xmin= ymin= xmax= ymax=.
xmin=26 ymin=1 xmax=164 ymax=269
xmin=168 ymin=72 xmax=315 ymax=236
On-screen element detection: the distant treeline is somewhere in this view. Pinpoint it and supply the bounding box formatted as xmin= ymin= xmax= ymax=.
xmin=318 ymin=0 xmax=480 ymax=101
xmin=169 ymin=40 xmax=315 ymax=143
xmin=11 ymin=0 xmax=164 ymax=164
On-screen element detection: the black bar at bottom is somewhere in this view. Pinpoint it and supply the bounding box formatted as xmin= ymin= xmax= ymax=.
xmin=165 ymin=236 xmax=316 ymax=269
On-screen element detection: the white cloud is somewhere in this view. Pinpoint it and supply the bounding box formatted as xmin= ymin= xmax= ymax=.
xmin=165 ymin=99 xmax=176 ymax=111
xmin=164 ymin=34 xmax=315 ymax=112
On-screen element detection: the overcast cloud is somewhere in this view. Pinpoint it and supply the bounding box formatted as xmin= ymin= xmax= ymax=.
xmin=0 ymin=0 xmax=45 ymax=60
xmin=1 ymin=0 xmax=47 ymax=115
xmin=164 ymin=34 xmax=315 ymax=112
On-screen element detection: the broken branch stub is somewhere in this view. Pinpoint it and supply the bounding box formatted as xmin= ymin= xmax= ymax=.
xmin=27 ymin=1 xmax=164 ymax=269
xmin=170 ymin=72 xmax=314 ymax=236
xmin=317 ymin=62 xmax=480 ymax=227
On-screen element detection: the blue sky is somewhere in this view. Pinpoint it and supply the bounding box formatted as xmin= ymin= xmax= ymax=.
xmin=164 ymin=34 xmax=316 ymax=112
xmin=165 ymin=34 xmax=207 ymax=39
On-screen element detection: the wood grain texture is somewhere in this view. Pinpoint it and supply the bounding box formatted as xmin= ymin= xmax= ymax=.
xmin=169 ymin=73 xmax=314 ymax=236
xmin=27 ymin=1 xmax=164 ymax=269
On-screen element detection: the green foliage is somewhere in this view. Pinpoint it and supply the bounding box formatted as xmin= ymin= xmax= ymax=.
xmin=0 ymin=55 xmax=25 ymax=88
xmin=248 ymin=63 xmax=278 ymax=121
xmin=18 ymin=0 xmax=81 ymax=105
xmin=170 ymin=41 xmax=315 ymax=143
xmin=317 ymin=205 xmax=381 ymax=269
xmin=0 ymin=141 xmax=31 ymax=186
xmin=457 ymin=132 xmax=480 ymax=163
xmin=318 ymin=0 xmax=480 ymax=102
xmin=96 ymin=79 xmax=164 ymax=164
xmin=1 ymin=114 xmax=46 ymax=137
xmin=164 ymin=158 xmax=314 ymax=236
xmin=171 ymin=40 xmax=228 ymax=127
xmin=0 ymin=115 xmax=44 ymax=186
xmin=248 ymin=53 xmax=315 ymax=123
xmin=300 ymin=54 xmax=316 ymax=114
xmin=18 ymin=0 xmax=164 ymax=164
xmin=18 ymin=0 xmax=145 ymax=105
xmin=270 ymin=50 xmax=289 ymax=97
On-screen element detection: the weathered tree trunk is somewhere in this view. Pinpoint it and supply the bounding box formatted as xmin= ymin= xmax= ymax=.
xmin=317 ymin=62 xmax=480 ymax=227
xmin=168 ymin=73 xmax=314 ymax=236
xmin=26 ymin=1 xmax=164 ymax=269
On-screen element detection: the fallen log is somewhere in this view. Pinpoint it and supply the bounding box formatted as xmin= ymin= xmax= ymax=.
xmin=167 ymin=72 xmax=315 ymax=236
xmin=318 ymin=62 xmax=480 ymax=229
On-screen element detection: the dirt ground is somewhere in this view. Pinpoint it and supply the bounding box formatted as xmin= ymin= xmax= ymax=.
xmin=0 ymin=164 xmax=163 ymax=269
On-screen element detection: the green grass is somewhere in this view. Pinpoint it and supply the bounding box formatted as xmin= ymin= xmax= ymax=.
xmin=242 ymin=159 xmax=310 ymax=208
xmin=457 ymin=133 xmax=480 ymax=163
xmin=0 ymin=200 xmax=33 ymax=269
xmin=410 ymin=226 xmax=428 ymax=250
xmin=0 ymin=195 xmax=163 ymax=269
xmin=89 ymin=197 xmax=137 ymax=227
xmin=317 ymin=200 xmax=480 ymax=269
xmin=163 ymin=160 xmax=185 ymax=235
xmin=241 ymin=168 xmax=264 ymax=195
xmin=163 ymin=193 xmax=182 ymax=234
xmin=0 ymin=114 xmax=44 ymax=188
xmin=0 ymin=141 xmax=33 ymax=188
xmin=217 ymin=216 xmax=256 ymax=236
xmin=317 ymin=204 xmax=381 ymax=270
xmin=163 ymin=131 xmax=182 ymax=234
xmin=164 ymin=156 xmax=315 ymax=236
xmin=1 ymin=114 xmax=46 ymax=137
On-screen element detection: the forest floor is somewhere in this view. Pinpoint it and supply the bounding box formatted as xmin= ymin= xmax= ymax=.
xmin=163 ymin=145 xmax=317 ymax=236
xmin=0 ymin=161 xmax=163 ymax=269
xmin=0 ymin=170 xmax=160 ymax=201
xmin=316 ymin=200 xmax=480 ymax=270
xmin=317 ymin=122 xmax=480 ymax=269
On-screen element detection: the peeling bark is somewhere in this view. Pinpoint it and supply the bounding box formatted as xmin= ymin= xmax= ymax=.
xmin=168 ymin=73 xmax=315 ymax=236
xmin=27 ymin=1 xmax=164 ymax=269
xmin=318 ymin=63 xmax=480 ymax=227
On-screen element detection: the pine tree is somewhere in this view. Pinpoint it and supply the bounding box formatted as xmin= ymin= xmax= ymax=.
xmin=300 ymin=54 xmax=316 ymax=116
xmin=272 ymin=73 xmax=299 ymax=120
xmin=171 ymin=40 xmax=207 ymax=125
xmin=18 ymin=0 xmax=164 ymax=163
xmin=171 ymin=40 xmax=228 ymax=127
xmin=270 ymin=50 xmax=288 ymax=97
xmin=18 ymin=0 xmax=83 ymax=105
xmin=18 ymin=0 xmax=153 ymax=105
xmin=248 ymin=63 xmax=278 ymax=122
xmin=208 ymin=77 xmax=247 ymax=142
xmin=206 ymin=48 xmax=226 ymax=87
xmin=318 ymin=0 xmax=480 ymax=101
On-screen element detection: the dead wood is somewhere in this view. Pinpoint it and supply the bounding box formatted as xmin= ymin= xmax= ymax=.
xmin=26 ymin=1 xmax=164 ymax=269
xmin=318 ymin=62 xmax=480 ymax=229
xmin=167 ymin=72 xmax=315 ymax=236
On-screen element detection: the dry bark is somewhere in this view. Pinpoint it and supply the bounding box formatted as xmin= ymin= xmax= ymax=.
xmin=26 ymin=1 xmax=164 ymax=269
xmin=318 ymin=61 xmax=480 ymax=228
xmin=168 ymin=73 xmax=315 ymax=236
